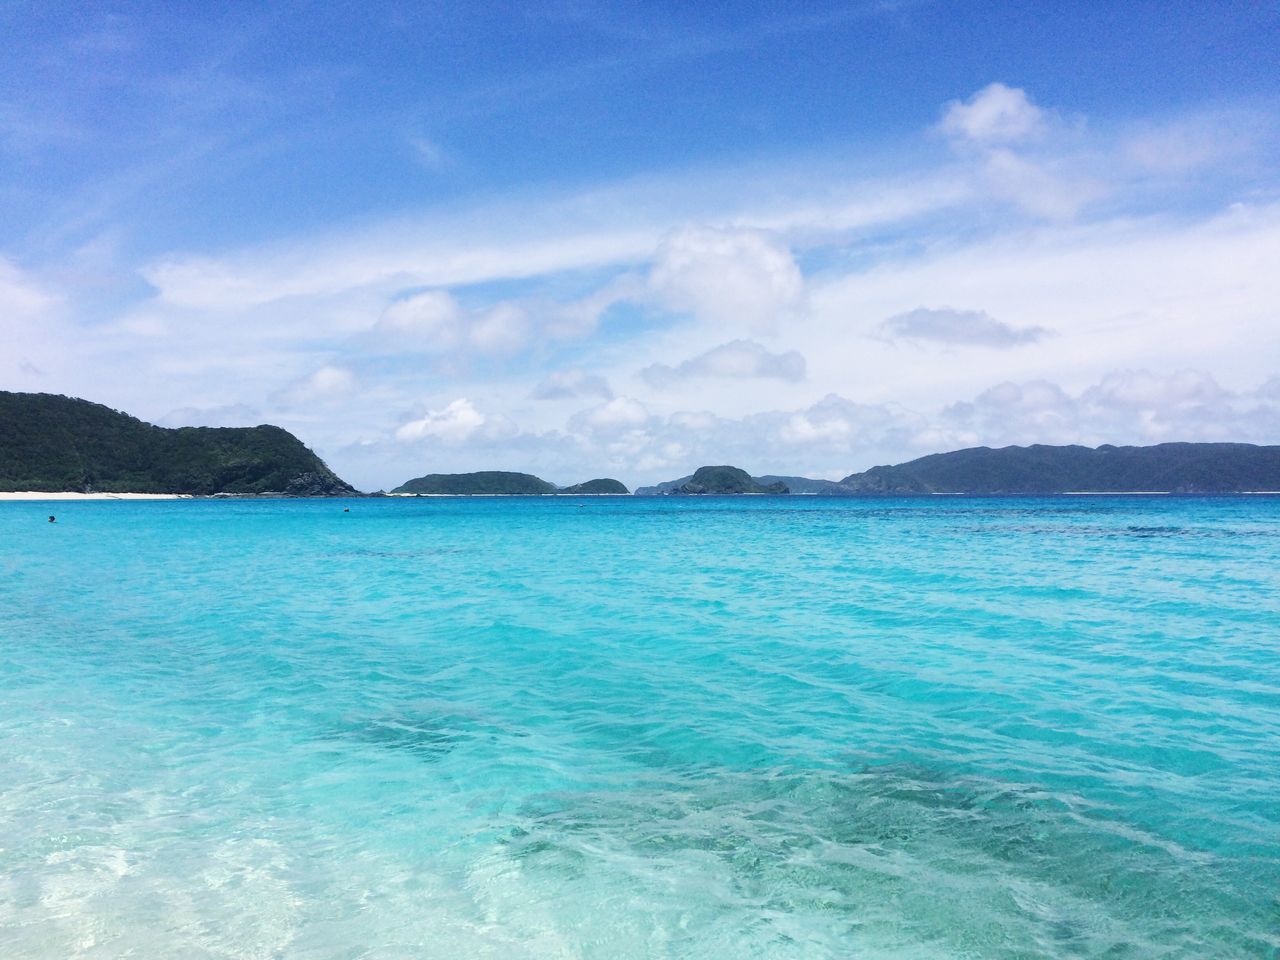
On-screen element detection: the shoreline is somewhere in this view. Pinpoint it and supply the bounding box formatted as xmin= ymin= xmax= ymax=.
xmin=3 ymin=490 xmax=1279 ymax=502
xmin=0 ymin=492 xmax=195 ymax=501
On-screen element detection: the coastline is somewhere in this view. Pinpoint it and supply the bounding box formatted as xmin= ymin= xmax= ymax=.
xmin=0 ymin=492 xmax=194 ymax=501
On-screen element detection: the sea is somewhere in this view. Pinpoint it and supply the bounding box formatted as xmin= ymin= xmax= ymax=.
xmin=1 ymin=495 xmax=1277 ymax=958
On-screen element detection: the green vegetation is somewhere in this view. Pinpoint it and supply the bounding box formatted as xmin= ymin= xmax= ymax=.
xmin=393 ymin=471 xmax=630 ymax=495
xmin=0 ymin=392 xmax=356 ymax=495
xmin=839 ymin=443 xmax=1280 ymax=494
xmin=392 ymin=471 xmax=558 ymax=495
xmin=559 ymin=478 xmax=629 ymax=495
xmin=674 ymin=465 xmax=789 ymax=495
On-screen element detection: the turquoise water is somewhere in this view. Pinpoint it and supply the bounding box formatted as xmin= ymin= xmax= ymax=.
xmin=1 ymin=496 xmax=1277 ymax=958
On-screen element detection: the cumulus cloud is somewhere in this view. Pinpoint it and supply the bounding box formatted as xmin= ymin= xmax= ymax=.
xmin=878 ymin=307 xmax=1049 ymax=348
xmin=943 ymin=370 xmax=1280 ymax=446
xmin=395 ymin=398 xmax=489 ymax=443
xmin=375 ymin=290 xmax=461 ymax=350
xmin=532 ymin=369 xmax=614 ymax=401
xmin=280 ymin=365 xmax=358 ymax=405
xmin=940 ymin=82 xmax=1045 ymax=145
xmin=641 ymin=339 xmax=806 ymax=387
xmin=649 ymin=225 xmax=805 ymax=333
xmin=550 ymin=370 xmax=1280 ymax=484
xmin=372 ymin=291 xmax=529 ymax=356
xmin=937 ymin=83 xmax=1099 ymax=219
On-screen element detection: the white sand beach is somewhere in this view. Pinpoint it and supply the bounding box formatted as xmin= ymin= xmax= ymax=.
xmin=0 ymin=492 xmax=193 ymax=501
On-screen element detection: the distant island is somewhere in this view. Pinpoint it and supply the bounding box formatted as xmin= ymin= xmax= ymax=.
xmin=836 ymin=443 xmax=1280 ymax=494
xmin=637 ymin=471 xmax=831 ymax=495
xmin=391 ymin=471 xmax=629 ymax=495
xmin=0 ymin=392 xmax=355 ymax=495
xmin=559 ymin=478 xmax=630 ymax=495
xmin=637 ymin=444 xmax=1280 ymax=496
xmin=632 ymin=465 xmax=789 ymax=495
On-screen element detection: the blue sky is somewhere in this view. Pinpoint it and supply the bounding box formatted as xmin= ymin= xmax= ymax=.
xmin=4 ymin=1 xmax=1280 ymax=489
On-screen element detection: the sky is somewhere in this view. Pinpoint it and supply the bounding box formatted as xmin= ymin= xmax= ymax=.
xmin=3 ymin=1 xmax=1280 ymax=491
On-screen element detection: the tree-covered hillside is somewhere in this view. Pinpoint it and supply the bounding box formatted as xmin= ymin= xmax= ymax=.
xmin=558 ymin=478 xmax=629 ymax=494
xmin=839 ymin=443 xmax=1280 ymax=494
xmin=672 ymin=466 xmax=789 ymax=495
xmin=392 ymin=471 xmax=558 ymax=495
xmin=392 ymin=471 xmax=630 ymax=495
xmin=0 ymin=392 xmax=356 ymax=495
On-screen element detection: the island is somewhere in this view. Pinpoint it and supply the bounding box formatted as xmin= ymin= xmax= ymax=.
xmin=391 ymin=471 xmax=629 ymax=495
xmin=0 ymin=391 xmax=356 ymax=496
xmin=653 ymin=465 xmax=789 ymax=495
xmin=558 ymin=478 xmax=630 ymax=495
xmin=837 ymin=442 xmax=1280 ymax=494
xmin=637 ymin=444 xmax=1280 ymax=496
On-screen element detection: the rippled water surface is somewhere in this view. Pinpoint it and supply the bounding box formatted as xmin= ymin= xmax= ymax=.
xmin=1 ymin=496 xmax=1277 ymax=958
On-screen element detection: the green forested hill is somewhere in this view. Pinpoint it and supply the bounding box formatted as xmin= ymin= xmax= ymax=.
xmin=392 ymin=471 xmax=556 ymax=495
xmin=839 ymin=443 xmax=1280 ymax=494
xmin=671 ymin=466 xmax=789 ymax=495
xmin=392 ymin=471 xmax=630 ymax=494
xmin=559 ymin=478 xmax=629 ymax=494
xmin=0 ymin=392 xmax=356 ymax=495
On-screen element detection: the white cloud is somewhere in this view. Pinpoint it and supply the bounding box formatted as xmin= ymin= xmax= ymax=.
xmin=395 ymin=398 xmax=488 ymax=443
xmin=642 ymin=339 xmax=806 ymax=386
xmin=376 ymin=290 xmax=461 ymax=348
xmin=370 ymin=291 xmax=529 ymax=356
xmin=648 ymin=225 xmax=805 ymax=333
xmin=940 ymin=82 xmax=1045 ymax=145
xmin=878 ymin=306 xmax=1048 ymax=348
xmin=943 ymin=370 xmax=1280 ymax=447
xmin=280 ymin=365 xmax=358 ymax=405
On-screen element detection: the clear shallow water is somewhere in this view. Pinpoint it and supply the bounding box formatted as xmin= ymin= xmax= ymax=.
xmin=1 ymin=496 xmax=1277 ymax=958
